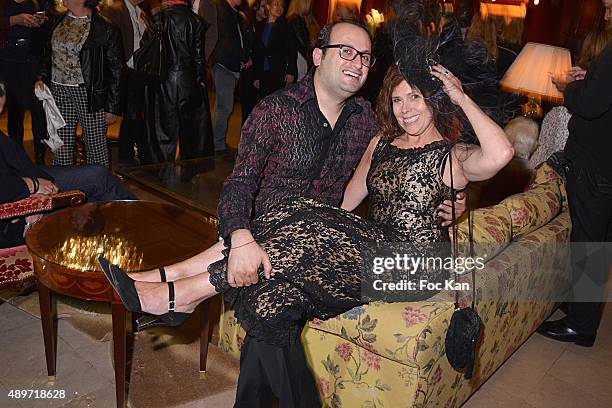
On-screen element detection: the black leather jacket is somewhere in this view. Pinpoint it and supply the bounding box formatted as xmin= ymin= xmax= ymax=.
xmin=39 ymin=11 xmax=124 ymax=115
xmin=152 ymin=4 xmax=207 ymax=84
xmin=288 ymin=15 xmax=309 ymax=60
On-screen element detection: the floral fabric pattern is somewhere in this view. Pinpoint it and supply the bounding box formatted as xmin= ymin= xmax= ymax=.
xmin=51 ymin=15 xmax=91 ymax=85
xmin=454 ymin=205 xmax=512 ymax=259
xmin=500 ymin=181 xmax=562 ymax=238
xmin=0 ymin=245 xmax=34 ymax=291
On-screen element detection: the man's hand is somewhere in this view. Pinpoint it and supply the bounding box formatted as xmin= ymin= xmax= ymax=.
xmin=10 ymin=13 xmax=42 ymax=28
xmin=105 ymin=112 xmax=119 ymax=125
xmin=437 ymin=191 xmax=466 ymax=227
xmin=285 ymin=74 xmax=295 ymax=85
xmin=227 ymin=230 xmax=272 ymax=287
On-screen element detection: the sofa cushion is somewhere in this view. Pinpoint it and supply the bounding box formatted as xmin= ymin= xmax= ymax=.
xmin=531 ymin=162 xmax=568 ymax=211
xmin=500 ymin=180 xmax=562 ymax=239
xmin=455 ymin=205 xmax=512 ymax=259
xmin=308 ymin=299 xmax=455 ymax=367
xmin=531 ymin=162 xmax=561 ymax=186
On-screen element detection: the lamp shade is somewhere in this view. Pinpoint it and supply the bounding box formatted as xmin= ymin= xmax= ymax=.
xmin=500 ymin=42 xmax=572 ymax=103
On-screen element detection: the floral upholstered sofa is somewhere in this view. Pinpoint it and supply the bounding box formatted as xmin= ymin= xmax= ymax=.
xmin=216 ymin=163 xmax=571 ymax=407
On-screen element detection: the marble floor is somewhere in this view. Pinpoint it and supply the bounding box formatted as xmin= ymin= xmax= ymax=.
xmin=0 ymin=300 xmax=610 ymax=407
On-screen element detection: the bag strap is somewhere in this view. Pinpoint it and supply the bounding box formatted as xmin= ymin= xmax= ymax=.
xmin=448 ymin=147 xmax=475 ymax=310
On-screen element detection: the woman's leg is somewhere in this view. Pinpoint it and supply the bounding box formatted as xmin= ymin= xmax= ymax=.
xmin=120 ymin=239 xmax=227 ymax=314
xmin=129 ymin=239 xmax=226 ymax=282
xmin=51 ymin=84 xmax=79 ymax=165
xmin=135 ymin=270 xmax=219 ymax=314
xmin=75 ymin=87 xmax=110 ymax=167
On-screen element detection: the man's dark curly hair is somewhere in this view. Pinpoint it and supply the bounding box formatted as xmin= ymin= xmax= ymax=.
xmin=315 ymin=19 xmax=370 ymax=51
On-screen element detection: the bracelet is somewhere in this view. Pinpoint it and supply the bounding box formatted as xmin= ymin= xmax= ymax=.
xmin=230 ymin=239 xmax=256 ymax=250
xmin=30 ymin=177 xmax=39 ymax=194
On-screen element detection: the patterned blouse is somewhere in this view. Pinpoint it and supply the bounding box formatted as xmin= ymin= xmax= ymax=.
xmin=51 ymin=14 xmax=91 ymax=85
xmin=528 ymin=106 xmax=571 ymax=169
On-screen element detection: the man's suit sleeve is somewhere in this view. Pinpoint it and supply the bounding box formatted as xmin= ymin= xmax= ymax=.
xmin=565 ymin=45 xmax=612 ymax=120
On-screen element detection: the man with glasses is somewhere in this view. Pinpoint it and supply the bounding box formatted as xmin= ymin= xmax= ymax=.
xmin=218 ymin=21 xmax=378 ymax=406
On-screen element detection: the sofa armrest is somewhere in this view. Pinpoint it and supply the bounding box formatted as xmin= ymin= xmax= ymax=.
xmin=0 ymin=190 xmax=86 ymax=220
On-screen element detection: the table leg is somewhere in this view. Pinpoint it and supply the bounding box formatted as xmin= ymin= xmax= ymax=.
xmin=36 ymin=280 xmax=56 ymax=381
xmin=111 ymin=301 xmax=127 ymax=408
xmin=199 ymin=300 xmax=211 ymax=379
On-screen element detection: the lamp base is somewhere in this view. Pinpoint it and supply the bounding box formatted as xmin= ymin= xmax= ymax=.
xmin=522 ymin=97 xmax=543 ymax=119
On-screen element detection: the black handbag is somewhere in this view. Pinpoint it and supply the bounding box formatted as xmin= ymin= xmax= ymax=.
xmin=133 ymin=16 xmax=167 ymax=81
xmin=444 ymin=151 xmax=482 ymax=380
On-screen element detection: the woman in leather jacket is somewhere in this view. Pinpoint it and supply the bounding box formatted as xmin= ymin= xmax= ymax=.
xmin=286 ymin=0 xmax=318 ymax=80
xmin=140 ymin=0 xmax=213 ymax=163
xmin=35 ymin=0 xmax=123 ymax=167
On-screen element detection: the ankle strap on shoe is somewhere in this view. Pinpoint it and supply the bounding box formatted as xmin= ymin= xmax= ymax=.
xmin=168 ymin=281 xmax=176 ymax=312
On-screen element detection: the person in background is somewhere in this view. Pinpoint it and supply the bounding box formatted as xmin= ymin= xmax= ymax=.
xmin=0 ymin=0 xmax=49 ymax=164
xmin=35 ymin=0 xmax=123 ymax=167
xmin=537 ymin=0 xmax=612 ymax=347
xmin=466 ymin=15 xmax=497 ymax=62
xmin=254 ymin=0 xmax=266 ymax=22
xmin=201 ymin=0 xmax=251 ymax=153
xmin=331 ymin=0 xmax=359 ymax=22
xmin=470 ymin=116 xmax=537 ymax=208
xmin=236 ymin=0 xmax=257 ymax=123
xmin=454 ymin=0 xmax=474 ymax=39
xmin=504 ymin=116 xmax=538 ymax=161
xmin=0 ymin=79 xmax=136 ymax=249
xmin=494 ymin=16 xmax=524 ymax=77
xmin=530 ymin=19 xmax=612 ymax=169
xmin=286 ymin=0 xmax=318 ymax=80
xmin=252 ymin=0 xmax=296 ymax=98
xmin=102 ymin=0 xmax=149 ymax=166
xmin=141 ymin=0 xmax=213 ymax=163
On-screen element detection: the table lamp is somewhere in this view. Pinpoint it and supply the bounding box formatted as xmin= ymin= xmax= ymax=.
xmin=500 ymin=42 xmax=572 ymax=118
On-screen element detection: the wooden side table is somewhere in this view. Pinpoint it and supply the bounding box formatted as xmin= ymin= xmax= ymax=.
xmin=26 ymin=201 xmax=218 ymax=407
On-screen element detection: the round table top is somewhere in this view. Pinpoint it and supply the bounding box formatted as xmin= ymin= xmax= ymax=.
xmin=26 ymin=200 xmax=212 ymax=274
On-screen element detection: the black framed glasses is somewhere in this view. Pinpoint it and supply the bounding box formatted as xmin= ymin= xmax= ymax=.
xmin=321 ymin=44 xmax=376 ymax=68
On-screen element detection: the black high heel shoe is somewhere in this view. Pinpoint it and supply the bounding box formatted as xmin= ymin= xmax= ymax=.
xmin=97 ymin=256 xmax=191 ymax=329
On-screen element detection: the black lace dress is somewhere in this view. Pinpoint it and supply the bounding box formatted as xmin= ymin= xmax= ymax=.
xmin=208 ymin=139 xmax=452 ymax=346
